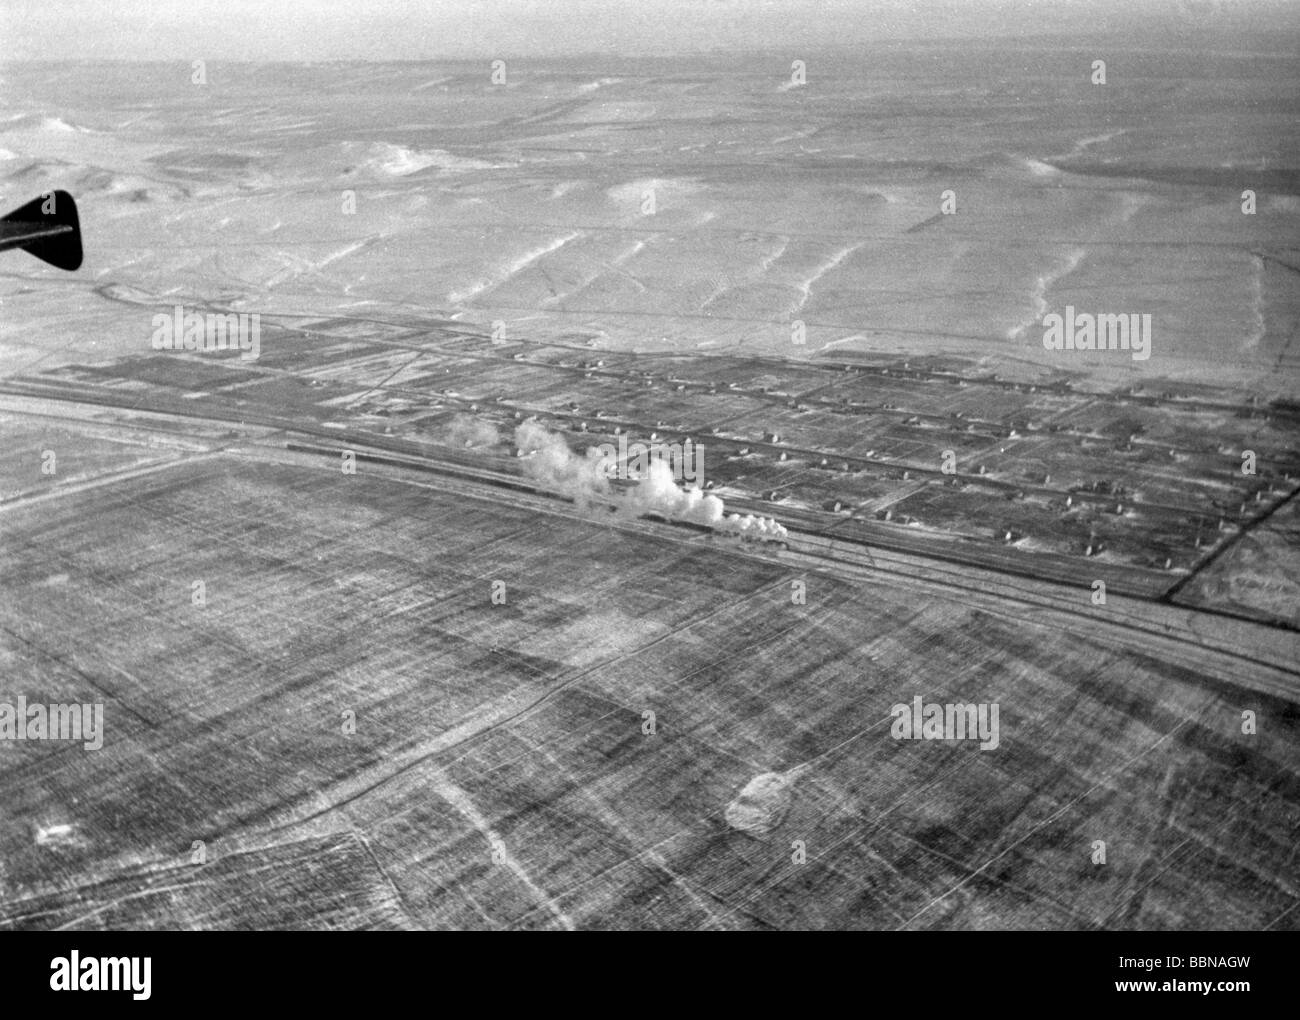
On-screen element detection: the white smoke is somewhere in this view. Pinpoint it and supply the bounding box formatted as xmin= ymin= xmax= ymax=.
xmin=515 ymin=420 xmax=611 ymax=508
xmin=720 ymin=510 xmax=789 ymax=542
xmin=442 ymin=413 xmax=500 ymax=448
xmin=515 ymin=423 xmax=787 ymax=542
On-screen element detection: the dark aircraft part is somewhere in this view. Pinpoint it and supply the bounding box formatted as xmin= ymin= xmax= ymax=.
xmin=0 ymin=191 xmax=83 ymax=270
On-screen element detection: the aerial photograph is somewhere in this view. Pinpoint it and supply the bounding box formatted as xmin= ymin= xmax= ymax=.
xmin=0 ymin=0 xmax=1296 ymax=939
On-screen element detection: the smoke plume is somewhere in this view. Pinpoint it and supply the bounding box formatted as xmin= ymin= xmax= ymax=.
xmin=515 ymin=422 xmax=787 ymax=542
xmin=442 ymin=413 xmax=501 ymax=448
xmin=514 ymin=420 xmax=611 ymax=508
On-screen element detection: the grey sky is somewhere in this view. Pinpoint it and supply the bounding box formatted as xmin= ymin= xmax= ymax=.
xmin=2 ymin=0 xmax=1295 ymax=61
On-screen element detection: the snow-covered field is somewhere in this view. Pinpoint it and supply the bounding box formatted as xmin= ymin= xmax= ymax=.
xmin=1 ymin=48 xmax=1297 ymax=392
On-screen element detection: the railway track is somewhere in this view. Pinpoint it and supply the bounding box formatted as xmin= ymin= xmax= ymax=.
xmin=4 ymin=382 xmax=1294 ymax=705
